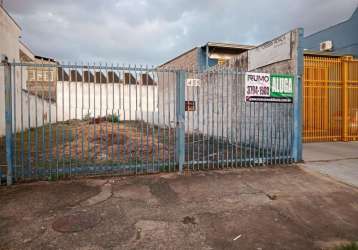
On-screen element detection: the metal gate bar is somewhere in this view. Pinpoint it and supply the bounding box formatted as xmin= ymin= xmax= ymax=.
xmin=1 ymin=61 xmax=296 ymax=184
xmin=303 ymin=55 xmax=358 ymax=142
xmin=182 ymin=68 xmax=293 ymax=171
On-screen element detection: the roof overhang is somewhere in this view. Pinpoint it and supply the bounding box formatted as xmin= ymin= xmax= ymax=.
xmin=304 ymin=49 xmax=350 ymax=58
xmin=19 ymin=41 xmax=35 ymax=61
xmin=204 ymin=42 xmax=255 ymax=51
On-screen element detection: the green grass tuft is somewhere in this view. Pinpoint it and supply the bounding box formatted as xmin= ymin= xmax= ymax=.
xmin=335 ymin=242 xmax=358 ymax=250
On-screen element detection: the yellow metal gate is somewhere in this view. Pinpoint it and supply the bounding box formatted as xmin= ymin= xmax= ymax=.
xmin=303 ymin=55 xmax=358 ymax=142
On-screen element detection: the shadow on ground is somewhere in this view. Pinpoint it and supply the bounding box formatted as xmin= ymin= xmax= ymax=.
xmin=0 ymin=166 xmax=357 ymax=250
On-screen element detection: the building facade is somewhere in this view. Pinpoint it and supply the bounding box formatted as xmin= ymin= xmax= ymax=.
xmin=26 ymin=55 xmax=58 ymax=102
xmin=0 ymin=5 xmax=57 ymax=136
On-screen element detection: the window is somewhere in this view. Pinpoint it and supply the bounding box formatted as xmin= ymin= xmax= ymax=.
xmin=28 ymin=70 xmax=35 ymax=81
xmin=37 ymin=71 xmax=43 ymax=81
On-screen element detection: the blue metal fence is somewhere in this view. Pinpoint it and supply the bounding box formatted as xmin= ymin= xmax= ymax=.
xmin=0 ymin=61 xmax=296 ymax=184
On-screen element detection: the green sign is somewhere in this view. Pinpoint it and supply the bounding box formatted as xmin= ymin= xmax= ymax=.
xmin=270 ymin=74 xmax=294 ymax=98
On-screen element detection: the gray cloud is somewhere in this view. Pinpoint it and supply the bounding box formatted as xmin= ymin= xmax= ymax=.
xmin=4 ymin=0 xmax=358 ymax=65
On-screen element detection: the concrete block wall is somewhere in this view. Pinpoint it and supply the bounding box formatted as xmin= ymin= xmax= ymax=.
xmin=155 ymin=29 xmax=300 ymax=158
xmin=56 ymin=82 xmax=158 ymax=122
xmin=160 ymin=48 xmax=199 ymax=70
xmin=213 ymin=29 xmax=300 ymax=153
xmin=155 ymin=48 xmax=200 ymax=129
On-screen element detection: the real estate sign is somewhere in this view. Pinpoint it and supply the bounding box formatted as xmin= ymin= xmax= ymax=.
xmin=245 ymin=72 xmax=294 ymax=102
xmin=245 ymin=72 xmax=270 ymax=99
xmin=270 ymin=74 xmax=294 ymax=98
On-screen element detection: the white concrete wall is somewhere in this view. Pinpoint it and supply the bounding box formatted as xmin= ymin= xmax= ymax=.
xmin=12 ymin=89 xmax=57 ymax=132
xmin=56 ymin=82 xmax=158 ymax=122
xmin=0 ymin=65 xmax=5 ymax=136
xmin=0 ymin=66 xmax=57 ymax=136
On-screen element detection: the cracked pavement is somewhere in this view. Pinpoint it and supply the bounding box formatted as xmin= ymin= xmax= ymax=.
xmin=0 ymin=166 xmax=358 ymax=250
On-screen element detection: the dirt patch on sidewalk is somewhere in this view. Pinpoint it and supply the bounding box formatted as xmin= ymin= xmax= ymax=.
xmin=0 ymin=167 xmax=357 ymax=250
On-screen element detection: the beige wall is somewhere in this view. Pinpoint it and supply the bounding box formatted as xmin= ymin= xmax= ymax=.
xmin=159 ymin=48 xmax=198 ymax=70
xmin=0 ymin=7 xmax=57 ymax=136
xmin=0 ymin=6 xmax=21 ymax=61
xmin=155 ymin=29 xmax=300 ymax=156
xmin=0 ymin=6 xmax=21 ymax=136
xmin=27 ymin=58 xmax=58 ymax=101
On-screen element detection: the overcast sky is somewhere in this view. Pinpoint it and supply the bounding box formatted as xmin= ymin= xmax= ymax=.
xmin=4 ymin=0 xmax=358 ymax=65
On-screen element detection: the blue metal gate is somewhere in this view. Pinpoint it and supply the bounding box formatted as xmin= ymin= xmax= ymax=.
xmin=1 ymin=61 xmax=297 ymax=184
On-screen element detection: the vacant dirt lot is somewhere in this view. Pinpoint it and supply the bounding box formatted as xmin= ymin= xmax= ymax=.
xmin=0 ymin=167 xmax=357 ymax=250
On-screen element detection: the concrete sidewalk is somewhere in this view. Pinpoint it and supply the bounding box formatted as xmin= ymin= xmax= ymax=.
xmin=302 ymin=141 xmax=358 ymax=187
xmin=1 ymin=168 xmax=358 ymax=250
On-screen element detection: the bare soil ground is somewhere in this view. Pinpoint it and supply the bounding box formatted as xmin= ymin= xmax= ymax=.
xmin=0 ymin=166 xmax=357 ymax=250
xmin=1 ymin=120 xmax=246 ymax=178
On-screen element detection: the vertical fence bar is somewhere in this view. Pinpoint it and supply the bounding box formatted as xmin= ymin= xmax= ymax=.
xmin=111 ymin=64 xmax=114 ymax=171
xmin=164 ymin=68 xmax=167 ymax=170
xmin=105 ymin=64 xmax=109 ymax=163
xmin=12 ymin=63 xmax=16 ymax=179
xmin=61 ymin=64 xmax=65 ymax=175
xmin=292 ymin=28 xmax=304 ymax=162
xmin=74 ymin=63 xmax=79 ymax=173
xmin=239 ymin=72 xmax=243 ymax=167
xmin=168 ymin=68 xmax=173 ymax=172
xmin=176 ymin=70 xmax=185 ymax=173
xmin=139 ymin=65 xmax=143 ymax=173
xmin=116 ymin=64 xmax=120 ymax=165
xmin=342 ymin=56 xmax=350 ymax=142
xmin=48 ymin=65 xmax=53 ymax=176
xmin=68 ymin=64 xmax=73 ymax=175
xmin=20 ymin=63 xmax=24 ymax=178
xmin=146 ymin=66 xmax=149 ymax=170
xmin=211 ymin=72 xmax=215 ymax=169
xmin=122 ymin=64 xmax=126 ymax=172
xmin=133 ymin=67 xmax=137 ymax=170
xmin=81 ymin=64 xmax=85 ymax=165
xmin=55 ymin=65 xmax=59 ymax=179
xmin=157 ymin=69 xmax=161 ymax=171
xmin=151 ymin=68 xmax=156 ymax=172
xmin=216 ymin=71 xmax=220 ymax=168
xmin=225 ymin=69 xmax=229 ymax=167
xmin=4 ymin=59 xmax=13 ymax=185
xmin=202 ymin=71 xmax=206 ymax=167
xmin=206 ymin=72 xmax=210 ymax=168
xmin=41 ymin=62 xmax=45 ymax=174
xmin=192 ymin=69 xmax=195 ymax=169
xmin=93 ymin=63 xmax=97 ymax=171
xmin=99 ymin=64 xmax=103 ymax=163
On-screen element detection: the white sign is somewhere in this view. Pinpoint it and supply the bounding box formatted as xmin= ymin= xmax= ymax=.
xmin=186 ymin=78 xmax=201 ymax=87
xmin=245 ymin=72 xmax=270 ymax=101
xmin=248 ymin=32 xmax=291 ymax=71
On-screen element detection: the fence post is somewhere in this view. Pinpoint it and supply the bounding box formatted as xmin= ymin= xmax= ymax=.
xmin=3 ymin=57 xmax=13 ymax=185
xmin=176 ymin=70 xmax=185 ymax=173
xmin=341 ymin=56 xmax=352 ymax=142
xmin=292 ymin=28 xmax=304 ymax=162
